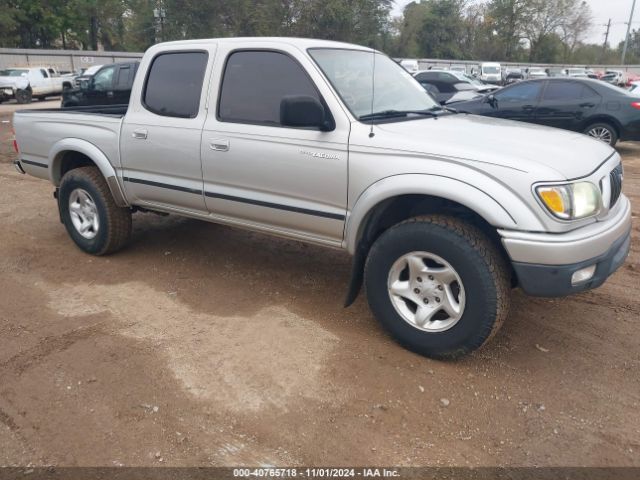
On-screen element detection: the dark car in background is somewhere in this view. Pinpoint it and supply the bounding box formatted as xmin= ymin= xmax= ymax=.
xmin=413 ymin=70 xmax=489 ymax=104
xmin=62 ymin=62 xmax=139 ymax=107
xmin=454 ymin=78 xmax=640 ymax=146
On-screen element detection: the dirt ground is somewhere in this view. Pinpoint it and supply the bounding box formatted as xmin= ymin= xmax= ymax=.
xmin=0 ymin=101 xmax=638 ymax=468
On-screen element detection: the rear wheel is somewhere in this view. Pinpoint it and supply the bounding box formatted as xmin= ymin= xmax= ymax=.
xmin=364 ymin=215 xmax=510 ymax=360
xmin=15 ymin=88 xmax=32 ymax=104
xmin=584 ymin=122 xmax=618 ymax=146
xmin=59 ymin=167 xmax=132 ymax=255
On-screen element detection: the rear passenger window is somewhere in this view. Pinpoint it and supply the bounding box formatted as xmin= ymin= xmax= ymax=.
xmin=543 ymin=81 xmax=591 ymax=101
xmin=218 ymin=51 xmax=321 ymax=126
xmin=143 ymin=52 xmax=208 ymax=118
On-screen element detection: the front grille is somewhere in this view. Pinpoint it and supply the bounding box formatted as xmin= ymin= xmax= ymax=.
xmin=609 ymin=163 xmax=623 ymax=207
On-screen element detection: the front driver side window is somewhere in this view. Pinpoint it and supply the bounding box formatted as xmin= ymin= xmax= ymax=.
xmin=495 ymin=82 xmax=542 ymax=102
xmin=93 ymin=66 xmax=116 ymax=91
xmin=218 ymin=50 xmax=321 ymax=126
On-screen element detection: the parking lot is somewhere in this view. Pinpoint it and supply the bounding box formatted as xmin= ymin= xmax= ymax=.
xmin=0 ymin=100 xmax=639 ymax=467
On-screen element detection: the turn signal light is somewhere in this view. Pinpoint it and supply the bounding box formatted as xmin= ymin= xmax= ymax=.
xmin=631 ymin=102 xmax=640 ymax=110
xmin=538 ymin=189 xmax=566 ymax=215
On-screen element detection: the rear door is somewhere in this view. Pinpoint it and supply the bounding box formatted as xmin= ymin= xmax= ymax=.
xmin=120 ymin=45 xmax=216 ymax=214
xmin=534 ymin=80 xmax=601 ymax=131
xmin=487 ymin=81 xmax=543 ymax=121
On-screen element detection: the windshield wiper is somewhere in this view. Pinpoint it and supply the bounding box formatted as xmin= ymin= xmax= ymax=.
xmin=429 ymin=105 xmax=460 ymax=114
xmin=359 ymin=109 xmax=440 ymax=121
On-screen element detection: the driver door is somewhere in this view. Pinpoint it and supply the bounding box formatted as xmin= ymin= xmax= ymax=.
xmin=90 ymin=65 xmax=116 ymax=105
xmin=201 ymin=45 xmax=350 ymax=245
xmin=488 ymin=81 xmax=543 ymax=121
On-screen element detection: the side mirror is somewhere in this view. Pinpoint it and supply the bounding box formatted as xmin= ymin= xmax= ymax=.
xmin=485 ymin=94 xmax=497 ymax=107
xmin=280 ymin=95 xmax=331 ymax=130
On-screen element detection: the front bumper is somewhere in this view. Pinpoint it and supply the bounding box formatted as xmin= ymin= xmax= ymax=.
xmin=511 ymin=229 xmax=630 ymax=296
xmin=500 ymin=196 xmax=632 ymax=297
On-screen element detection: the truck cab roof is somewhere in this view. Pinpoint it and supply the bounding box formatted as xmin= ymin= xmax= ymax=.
xmin=154 ymin=37 xmax=374 ymax=52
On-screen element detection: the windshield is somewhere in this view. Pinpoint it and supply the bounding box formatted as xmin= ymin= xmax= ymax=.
xmin=0 ymin=69 xmax=28 ymax=77
xmin=482 ymin=66 xmax=500 ymax=74
xmin=309 ymin=49 xmax=438 ymax=120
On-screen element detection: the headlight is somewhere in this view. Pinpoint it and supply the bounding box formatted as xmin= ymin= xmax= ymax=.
xmin=536 ymin=181 xmax=601 ymax=220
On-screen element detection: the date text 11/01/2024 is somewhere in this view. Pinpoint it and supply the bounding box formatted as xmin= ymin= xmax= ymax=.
xmin=233 ymin=468 xmax=400 ymax=477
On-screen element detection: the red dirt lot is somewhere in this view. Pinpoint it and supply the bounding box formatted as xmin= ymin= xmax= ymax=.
xmin=0 ymin=103 xmax=638 ymax=468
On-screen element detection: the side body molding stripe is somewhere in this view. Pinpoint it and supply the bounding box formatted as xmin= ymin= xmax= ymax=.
xmin=21 ymin=159 xmax=48 ymax=168
xmin=122 ymin=177 xmax=345 ymax=221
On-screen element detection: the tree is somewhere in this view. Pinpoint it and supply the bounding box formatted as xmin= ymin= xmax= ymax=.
xmin=486 ymin=0 xmax=531 ymax=60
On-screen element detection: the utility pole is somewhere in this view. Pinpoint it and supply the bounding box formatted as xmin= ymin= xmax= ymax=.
xmin=153 ymin=0 xmax=166 ymax=43
xmin=602 ymin=18 xmax=611 ymax=63
xmin=603 ymin=19 xmax=611 ymax=49
xmin=622 ymin=0 xmax=638 ymax=65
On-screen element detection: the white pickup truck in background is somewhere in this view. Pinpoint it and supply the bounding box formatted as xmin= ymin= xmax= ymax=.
xmin=0 ymin=66 xmax=71 ymax=104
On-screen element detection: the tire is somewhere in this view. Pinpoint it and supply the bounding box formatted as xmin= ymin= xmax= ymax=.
xmin=15 ymin=88 xmax=32 ymax=104
xmin=583 ymin=122 xmax=618 ymax=146
xmin=58 ymin=167 xmax=132 ymax=255
xmin=364 ymin=215 xmax=510 ymax=360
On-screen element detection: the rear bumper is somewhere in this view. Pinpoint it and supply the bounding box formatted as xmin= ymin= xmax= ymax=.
xmin=500 ymin=196 xmax=632 ymax=297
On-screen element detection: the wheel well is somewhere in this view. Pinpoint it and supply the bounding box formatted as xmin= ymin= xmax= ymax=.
xmin=582 ymin=116 xmax=621 ymax=137
xmin=356 ymin=195 xmax=517 ymax=287
xmin=54 ymin=151 xmax=97 ymax=185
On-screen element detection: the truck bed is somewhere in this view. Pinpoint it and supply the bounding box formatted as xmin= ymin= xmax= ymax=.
xmin=13 ymin=104 xmax=126 ymax=181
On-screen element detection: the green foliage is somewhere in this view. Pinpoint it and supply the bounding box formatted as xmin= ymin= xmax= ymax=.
xmin=0 ymin=0 xmax=391 ymax=51
xmin=390 ymin=0 xmax=611 ymax=65
xmin=0 ymin=0 xmax=628 ymax=66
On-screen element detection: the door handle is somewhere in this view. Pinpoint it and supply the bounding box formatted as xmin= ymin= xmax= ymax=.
xmin=580 ymin=102 xmax=595 ymax=108
xmin=107 ymin=91 xmax=114 ymax=97
xmin=132 ymin=129 xmax=148 ymax=140
xmin=210 ymin=139 xmax=230 ymax=152
xmin=522 ymin=104 xmax=534 ymax=111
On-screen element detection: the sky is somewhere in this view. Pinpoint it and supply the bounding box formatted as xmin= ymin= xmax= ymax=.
xmin=391 ymin=0 xmax=639 ymax=47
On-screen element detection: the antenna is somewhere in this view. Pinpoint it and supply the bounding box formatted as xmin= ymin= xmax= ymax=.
xmin=369 ymin=46 xmax=376 ymax=138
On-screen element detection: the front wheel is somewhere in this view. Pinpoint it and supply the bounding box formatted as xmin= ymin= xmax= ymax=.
xmin=364 ymin=215 xmax=510 ymax=360
xmin=15 ymin=88 xmax=32 ymax=104
xmin=59 ymin=167 xmax=132 ymax=255
xmin=584 ymin=122 xmax=618 ymax=146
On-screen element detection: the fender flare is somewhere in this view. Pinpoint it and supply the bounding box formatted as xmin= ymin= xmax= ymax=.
xmin=48 ymin=138 xmax=129 ymax=207
xmin=13 ymin=77 xmax=29 ymax=90
xmin=344 ymin=173 xmax=545 ymax=255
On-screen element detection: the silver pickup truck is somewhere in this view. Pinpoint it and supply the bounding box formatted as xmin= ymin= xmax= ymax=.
xmin=12 ymin=38 xmax=631 ymax=359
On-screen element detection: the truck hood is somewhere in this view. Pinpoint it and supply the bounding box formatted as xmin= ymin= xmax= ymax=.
xmin=375 ymin=113 xmax=614 ymax=179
